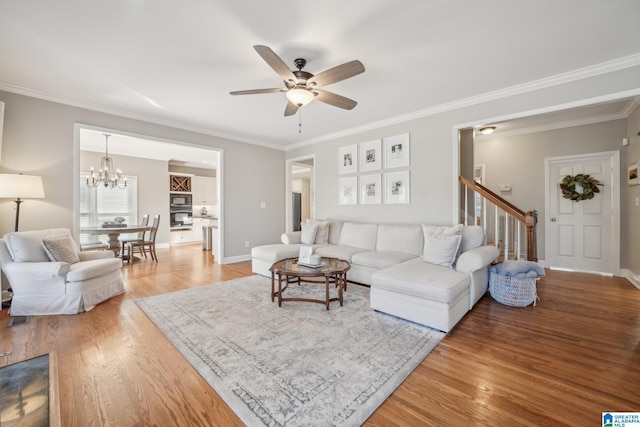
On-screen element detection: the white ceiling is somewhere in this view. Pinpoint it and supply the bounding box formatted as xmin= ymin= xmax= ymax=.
xmin=1 ymin=1 xmax=640 ymax=150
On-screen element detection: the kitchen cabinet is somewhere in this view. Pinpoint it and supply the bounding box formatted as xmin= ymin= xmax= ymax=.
xmin=191 ymin=218 xmax=210 ymax=242
xmin=192 ymin=176 xmax=216 ymax=205
xmin=170 ymin=229 xmax=193 ymax=245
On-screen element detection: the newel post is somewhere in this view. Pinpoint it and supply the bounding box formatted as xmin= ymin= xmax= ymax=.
xmin=525 ymin=210 xmax=538 ymax=262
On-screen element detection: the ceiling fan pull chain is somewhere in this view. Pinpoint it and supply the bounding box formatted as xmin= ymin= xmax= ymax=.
xmin=298 ymin=109 xmax=302 ymax=133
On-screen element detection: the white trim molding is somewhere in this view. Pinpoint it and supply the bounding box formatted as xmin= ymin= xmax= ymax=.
xmin=620 ymin=269 xmax=640 ymax=289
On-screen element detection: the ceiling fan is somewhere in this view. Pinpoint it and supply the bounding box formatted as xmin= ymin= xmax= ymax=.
xmin=230 ymin=45 xmax=365 ymax=117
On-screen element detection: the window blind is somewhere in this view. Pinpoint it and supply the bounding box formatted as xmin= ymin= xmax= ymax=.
xmin=79 ymin=173 xmax=138 ymax=244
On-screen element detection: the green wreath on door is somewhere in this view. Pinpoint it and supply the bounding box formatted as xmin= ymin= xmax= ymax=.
xmin=559 ymin=174 xmax=603 ymax=202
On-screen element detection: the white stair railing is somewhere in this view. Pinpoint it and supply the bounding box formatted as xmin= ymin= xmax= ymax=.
xmin=460 ymin=176 xmax=538 ymax=262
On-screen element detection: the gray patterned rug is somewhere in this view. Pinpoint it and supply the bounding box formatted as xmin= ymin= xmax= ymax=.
xmin=137 ymin=275 xmax=444 ymax=426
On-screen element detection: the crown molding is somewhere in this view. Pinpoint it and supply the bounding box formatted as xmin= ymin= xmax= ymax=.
xmin=2 ymin=52 xmax=640 ymax=153
xmin=288 ymin=53 xmax=640 ymax=150
xmin=0 ymin=81 xmax=286 ymax=151
xmin=480 ymin=112 xmax=630 ymax=140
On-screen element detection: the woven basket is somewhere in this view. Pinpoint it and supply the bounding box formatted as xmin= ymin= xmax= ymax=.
xmin=489 ymin=272 xmax=538 ymax=307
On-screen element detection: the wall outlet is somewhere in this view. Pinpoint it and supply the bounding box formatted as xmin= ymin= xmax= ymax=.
xmin=245 ymin=241 xmax=250 ymax=247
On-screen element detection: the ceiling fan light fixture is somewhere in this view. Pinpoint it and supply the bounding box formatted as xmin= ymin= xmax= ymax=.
xmin=479 ymin=126 xmax=496 ymax=135
xmin=286 ymin=87 xmax=315 ymax=107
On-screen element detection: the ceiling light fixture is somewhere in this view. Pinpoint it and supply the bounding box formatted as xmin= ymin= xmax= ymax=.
xmin=479 ymin=126 xmax=496 ymax=135
xmin=86 ymin=134 xmax=127 ymax=189
xmin=286 ymin=87 xmax=315 ymax=107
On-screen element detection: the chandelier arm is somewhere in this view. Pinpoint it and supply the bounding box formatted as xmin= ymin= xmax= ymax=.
xmin=85 ymin=133 xmax=127 ymax=189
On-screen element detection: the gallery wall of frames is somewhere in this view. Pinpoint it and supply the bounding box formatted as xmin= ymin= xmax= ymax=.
xmin=338 ymin=133 xmax=410 ymax=205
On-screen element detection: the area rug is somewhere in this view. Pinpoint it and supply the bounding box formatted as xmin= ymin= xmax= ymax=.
xmin=137 ymin=275 xmax=445 ymax=426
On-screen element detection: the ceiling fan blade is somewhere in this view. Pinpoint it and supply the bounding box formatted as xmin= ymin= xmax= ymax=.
xmin=254 ymin=45 xmax=297 ymax=84
xmin=307 ymin=60 xmax=365 ymax=88
xmin=230 ymin=88 xmax=285 ymax=95
xmin=284 ymin=100 xmax=299 ymax=116
xmin=314 ymin=90 xmax=358 ymax=110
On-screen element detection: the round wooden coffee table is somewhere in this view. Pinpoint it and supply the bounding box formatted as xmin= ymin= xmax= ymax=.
xmin=269 ymin=257 xmax=351 ymax=310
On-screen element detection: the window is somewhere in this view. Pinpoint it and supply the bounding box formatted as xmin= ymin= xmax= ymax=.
xmin=79 ymin=173 xmax=138 ymax=244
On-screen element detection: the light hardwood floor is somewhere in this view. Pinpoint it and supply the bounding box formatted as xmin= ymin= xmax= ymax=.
xmin=1 ymin=244 xmax=639 ymax=426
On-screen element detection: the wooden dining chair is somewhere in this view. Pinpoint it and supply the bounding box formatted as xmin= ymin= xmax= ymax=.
xmin=119 ymin=214 xmax=149 ymax=260
xmin=126 ymin=215 xmax=160 ymax=264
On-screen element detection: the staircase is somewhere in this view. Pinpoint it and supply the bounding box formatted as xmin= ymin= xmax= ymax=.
xmin=459 ymin=176 xmax=538 ymax=262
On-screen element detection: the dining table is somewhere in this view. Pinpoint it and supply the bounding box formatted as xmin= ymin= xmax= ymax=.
xmin=80 ymin=224 xmax=152 ymax=255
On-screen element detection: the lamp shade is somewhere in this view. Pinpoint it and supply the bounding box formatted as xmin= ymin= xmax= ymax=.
xmin=0 ymin=174 xmax=45 ymax=199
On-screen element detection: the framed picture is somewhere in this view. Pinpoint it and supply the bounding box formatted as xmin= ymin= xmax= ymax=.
xmin=384 ymin=171 xmax=410 ymax=204
xmin=338 ymin=144 xmax=357 ymax=174
xmin=359 ymin=139 xmax=381 ymax=172
xmin=384 ymin=133 xmax=410 ymax=169
xmin=338 ymin=176 xmax=358 ymax=205
xmin=360 ymin=174 xmax=381 ymax=205
xmin=628 ymin=162 xmax=639 ymax=186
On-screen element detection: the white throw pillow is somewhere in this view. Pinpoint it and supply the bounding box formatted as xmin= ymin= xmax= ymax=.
xmin=305 ymin=219 xmax=330 ymax=244
xmin=460 ymin=225 xmax=485 ymax=253
xmin=423 ymin=234 xmax=462 ymax=267
xmin=42 ymin=235 xmax=80 ymax=264
xmin=421 ymin=224 xmax=463 ymax=238
xmin=421 ymin=224 xmax=463 ymax=267
xmin=300 ymin=223 xmax=318 ymax=245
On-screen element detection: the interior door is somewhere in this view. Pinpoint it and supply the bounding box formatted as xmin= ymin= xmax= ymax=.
xmin=546 ymin=152 xmax=617 ymax=274
xmin=292 ymin=192 xmax=302 ymax=231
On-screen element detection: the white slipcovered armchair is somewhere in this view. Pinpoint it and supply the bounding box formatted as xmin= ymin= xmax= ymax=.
xmin=0 ymin=228 xmax=125 ymax=316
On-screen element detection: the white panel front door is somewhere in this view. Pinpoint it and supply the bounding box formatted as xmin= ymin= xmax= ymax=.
xmin=546 ymin=152 xmax=617 ymax=274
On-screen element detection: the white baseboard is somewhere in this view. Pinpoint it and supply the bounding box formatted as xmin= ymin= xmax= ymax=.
xmin=620 ymin=269 xmax=640 ymax=289
xmin=222 ymin=254 xmax=251 ymax=265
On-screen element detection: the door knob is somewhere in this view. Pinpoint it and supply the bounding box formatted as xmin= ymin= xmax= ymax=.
xmin=551 ymin=218 xmax=557 ymax=222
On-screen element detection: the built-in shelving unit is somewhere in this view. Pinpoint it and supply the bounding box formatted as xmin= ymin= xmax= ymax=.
xmin=170 ymin=175 xmax=191 ymax=192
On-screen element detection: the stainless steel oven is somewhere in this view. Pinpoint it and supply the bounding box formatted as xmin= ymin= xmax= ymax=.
xmin=170 ymin=211 xmax=193 ymax=227
xmin=170 ymin=193 xmax=192 ymax=209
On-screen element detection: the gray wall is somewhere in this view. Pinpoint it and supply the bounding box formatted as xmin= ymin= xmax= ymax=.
xmin=0 ymin=90 xmax=285 ymax=260
xmin=626 ymin=104 xmax=640 ymax=274
xmin=474 ymin=119 xmax=628 ymax=262
xmin=286 ymin=64 xmax=640 ymax=279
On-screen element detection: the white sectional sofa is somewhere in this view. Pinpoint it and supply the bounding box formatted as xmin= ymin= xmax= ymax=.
xmin=251 ymin=220 xmax=499 ymax=332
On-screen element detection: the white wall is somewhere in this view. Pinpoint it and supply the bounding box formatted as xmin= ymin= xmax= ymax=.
xmin=286 ymin=64 xmax=640 ymax=276
xmin=0 ymin=90 xmax=285 ymax=260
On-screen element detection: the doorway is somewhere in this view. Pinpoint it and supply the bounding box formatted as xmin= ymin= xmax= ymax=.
xmin=545 ymin=151 xmax=619 ymax=275
xmin=286 ymin=156 xmax=315 ymax=232
xmin=74 ymin=124 xmax=224 ymax=262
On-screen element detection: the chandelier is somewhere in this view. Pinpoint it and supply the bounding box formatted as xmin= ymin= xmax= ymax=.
xmin=86 ymin=134 xmax=127 ymax=189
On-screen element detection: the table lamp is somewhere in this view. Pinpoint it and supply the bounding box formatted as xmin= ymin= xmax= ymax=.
xmin=0 ymin=173 xmax=45 ymax=232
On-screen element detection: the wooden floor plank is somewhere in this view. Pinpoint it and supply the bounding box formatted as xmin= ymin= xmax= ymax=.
xmin=1 ymin=244 xmax=639 ymax=426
